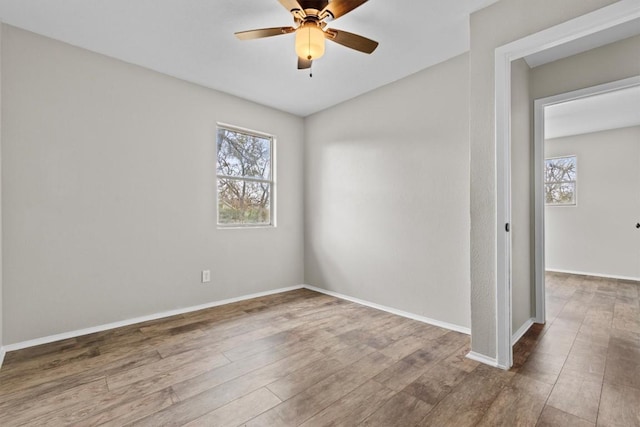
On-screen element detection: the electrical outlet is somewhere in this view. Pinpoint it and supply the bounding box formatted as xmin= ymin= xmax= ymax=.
xmin=201 ymin=270 xmax=211 ymax=283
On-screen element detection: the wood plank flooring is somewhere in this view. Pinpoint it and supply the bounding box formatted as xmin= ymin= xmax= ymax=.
xmin=0 ymin=273 xmax=638 ymax=426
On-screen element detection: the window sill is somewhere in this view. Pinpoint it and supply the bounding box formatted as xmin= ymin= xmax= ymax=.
xmin=217 ymin=225 xmax=276 ymax=230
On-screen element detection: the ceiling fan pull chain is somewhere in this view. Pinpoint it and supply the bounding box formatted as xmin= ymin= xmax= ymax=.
xmin=310 ymin=62 xmax=313 ymax=78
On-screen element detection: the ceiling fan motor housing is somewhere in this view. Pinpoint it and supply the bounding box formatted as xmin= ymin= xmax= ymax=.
xmin=299 ymin=0 xmax=331 ymax=14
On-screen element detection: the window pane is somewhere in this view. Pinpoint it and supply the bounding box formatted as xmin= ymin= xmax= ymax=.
xmin=545 ymin=182 xmax=575 ymax=205
xmin=217 ymin=128 xmax=271 ymax=180
xmin=218 ymin=178 xmax=271 ymax=225
xmin=545 ymin=155 xmax=577 ymax=205
xmin=545 ymin=156 xmax=576 ymax=183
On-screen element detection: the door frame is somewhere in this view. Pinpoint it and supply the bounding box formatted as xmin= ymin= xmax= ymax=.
xmin=533 ymin=75 xmax=640 ymax=323
xmin=494 ymin=0 xmax=640 ymax=369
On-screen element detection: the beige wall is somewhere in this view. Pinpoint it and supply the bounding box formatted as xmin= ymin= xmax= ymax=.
xmin=304 ymin=54 xmax=471 ymax=330
xmin=469 ymin=0 xmax=618 ymax=359
xmin=1 ymin=25 xmax=305 ymax=344
xmin=0 ymin=24 xmax=3 ymax=351
xmin=510 ymin=58 xmax=534 ymax=335
xmin=532 ymin=34 xmax=640 ymax=100
xmin=545 ymin=126 xmax=640 ymax=280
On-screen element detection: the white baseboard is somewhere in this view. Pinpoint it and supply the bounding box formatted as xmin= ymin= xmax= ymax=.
xmin=303 ymin=285 xmax=471 ymax=335
xmin=466 ymin=351 xmax=507 ymax=369
xmin=512 ymin=318 xmax=535 ymax=345
xmin=546 ymin=268 xmax=640 ymax=282
xmin=2 ymin=285 xmax=304 ymax=353
xmin=2 ymin=283 xmax=472 ymax=364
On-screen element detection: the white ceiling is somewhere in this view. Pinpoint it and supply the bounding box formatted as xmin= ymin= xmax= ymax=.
xmin=545 ymin=85 xmax=640 ymax=140
xmin=0 ymin=0 xmax=498 ymax=117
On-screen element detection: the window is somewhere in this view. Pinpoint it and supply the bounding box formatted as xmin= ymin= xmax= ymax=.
xmin=545 ymin=155 xmax=577 ymax=205
xmin=216 ymin=125 xmax=273 ymax=226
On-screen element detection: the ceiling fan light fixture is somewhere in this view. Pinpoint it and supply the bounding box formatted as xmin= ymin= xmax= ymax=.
xmin=235 ymin=0 xmax=378 ymax=69
xmin=295 ymin=22 xmax=325 ymax=60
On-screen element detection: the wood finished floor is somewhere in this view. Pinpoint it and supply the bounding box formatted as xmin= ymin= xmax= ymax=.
xmin=0 ymin=273 xmax=638 ymax=426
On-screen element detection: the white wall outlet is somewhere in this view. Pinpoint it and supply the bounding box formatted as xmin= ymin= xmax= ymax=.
xmin=201 ymin=270 xmax=211 ymax=283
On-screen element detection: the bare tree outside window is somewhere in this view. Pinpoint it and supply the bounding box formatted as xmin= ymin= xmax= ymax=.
xmin=545 ymin=156 xmax=576 ymax=205
xmin=216 ymin=127 xmax=273 ymax=226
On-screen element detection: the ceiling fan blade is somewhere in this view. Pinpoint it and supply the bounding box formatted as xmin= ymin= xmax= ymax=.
xmin=235 ymin=27 xmax=296 ymax=40
xmin=325 ymin=29 xmax=378 ymax=54
xmin=298 ymin=57 xmax=312 ymax=69
xmin=321 ymin=0 xmax=368 ymax=20
xmin=279 ymin=0 xmax=306 ymax=16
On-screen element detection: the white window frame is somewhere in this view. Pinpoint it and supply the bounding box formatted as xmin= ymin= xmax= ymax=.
xmin=216 ymin=124 xmax=275 ymax=228
xmin=544 ymin=155 xmax=577 ymax=206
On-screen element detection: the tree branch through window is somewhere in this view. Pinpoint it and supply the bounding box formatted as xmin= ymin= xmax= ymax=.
xmin=216 ymin=127 xmax=273 ymax=225
xmin=545 ymin=156 xmax=576 ymax=205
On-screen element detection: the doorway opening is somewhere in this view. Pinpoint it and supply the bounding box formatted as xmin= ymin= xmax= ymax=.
xmin=494 ymin=1 xmax=640 ymax=369
xmin=534 ymin=77 xmax=640 ymax=326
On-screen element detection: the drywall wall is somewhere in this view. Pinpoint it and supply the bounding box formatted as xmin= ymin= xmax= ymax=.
xmin=545 ymin=126 xmax=640 ymax=280
xmin=1 ymin=25 xmax=305 ymax=344
xmin=510 ymin=58 xmax=534 ymax=335
xmin=304 ymin=54 xmax=471 ymax=330
xmin=469 ymin=0 xmax=618 ymax=359
xmin=0 ymin=24 xmax=3 ymax=354
xmin=532 ymin=34 xmax=640 ymax=100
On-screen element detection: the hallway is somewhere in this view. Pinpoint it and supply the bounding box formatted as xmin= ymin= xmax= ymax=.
xmin=513 ymin=273 xmax=640 ymax=425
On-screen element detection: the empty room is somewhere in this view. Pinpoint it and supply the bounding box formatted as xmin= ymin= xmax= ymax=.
xmin=0 ymin=0 xmax=638 ymax=426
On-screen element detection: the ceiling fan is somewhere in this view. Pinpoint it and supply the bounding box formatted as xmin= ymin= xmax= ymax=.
xmin=235 ymin=0 xmax=379 ymax=70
